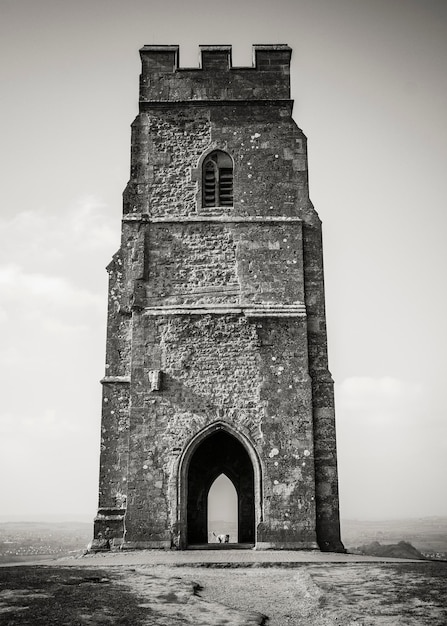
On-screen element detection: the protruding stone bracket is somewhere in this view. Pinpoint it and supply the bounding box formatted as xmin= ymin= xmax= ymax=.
xmin=149 ymin=369 xmax=162 ymax=391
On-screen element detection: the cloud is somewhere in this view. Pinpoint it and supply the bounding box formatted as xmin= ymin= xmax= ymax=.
xmin=67 ymin=196 xmax=119 ymax=250
xmin=1 ymin=195 xmax=118 ymax=259
xmin=0 ymin=196 xmax=110 ymax=515
xmin=0 ymin=196 xmax=119 ymax=299
xmin=0 ymin=195 xmax=116 ymax=334
xmin=0 ymin=263 xmax=103 ymax=336
xmin=0 ymin=264 xmax=102 ymax=310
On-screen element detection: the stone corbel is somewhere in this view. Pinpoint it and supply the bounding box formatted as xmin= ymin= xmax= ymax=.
xmin=149 ymin=369 xmax=162 ymax=391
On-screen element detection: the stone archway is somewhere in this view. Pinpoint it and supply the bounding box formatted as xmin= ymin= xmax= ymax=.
xmin=179 ymin=425 xmax=260 ymax=547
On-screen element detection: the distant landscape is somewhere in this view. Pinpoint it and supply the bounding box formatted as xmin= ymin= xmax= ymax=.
xmin=208 ymin=521 xmax=238 ymax=543
xmin=341 ymin=517 xmax=447 ymax=559
xmin=1 ymin=517 xmax=446 ymax=564
xmin=0 ymin=521 xmax=92 ymax=564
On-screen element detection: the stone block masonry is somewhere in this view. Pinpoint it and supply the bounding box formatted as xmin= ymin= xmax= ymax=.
xmin=94 ymin=44 xmax=345 ymax=552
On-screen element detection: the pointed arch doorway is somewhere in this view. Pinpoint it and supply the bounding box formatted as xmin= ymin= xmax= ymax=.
xmin=180 ymin=425 xmax=260 ymax=547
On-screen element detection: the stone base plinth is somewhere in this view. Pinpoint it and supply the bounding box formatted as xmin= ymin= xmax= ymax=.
xmin=255 ymin=541 xmax=319 ymax=551
xmin=121 ymin=541 xmax=172 ymax=550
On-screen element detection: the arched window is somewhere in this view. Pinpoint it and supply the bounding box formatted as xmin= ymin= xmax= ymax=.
xmin=202 ymin=150 xmax=233 ymax=207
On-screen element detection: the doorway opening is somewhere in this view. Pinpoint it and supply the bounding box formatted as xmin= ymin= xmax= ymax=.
xmin=185 ymin=428 xmax=256 ymax=546
xmin=208 ymin=473 xmax=238 ymax=543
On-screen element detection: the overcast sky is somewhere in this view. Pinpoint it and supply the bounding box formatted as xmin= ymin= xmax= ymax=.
xmin=1 ymin=0 xmax=446 ymax=525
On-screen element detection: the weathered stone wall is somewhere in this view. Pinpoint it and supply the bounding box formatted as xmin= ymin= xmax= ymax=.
xmin=96 ymin=256 xmax=132 ymax=520
xmin=123 ymin=313 xmax=317 ymax=548
xmin=96 ymin=44 xmax=344 ymax=552
xmin=145 ymin=220 xmax=303 ymax=306
xmin=124 ymin=108 xmax=211 ymax=216
xmin=124 ymin=104 xmax=310 ymax=218
xmin=98 ymin=382 xmax=130 ymax=507
xmin=303 ymin=222 xmax=342 ymax=550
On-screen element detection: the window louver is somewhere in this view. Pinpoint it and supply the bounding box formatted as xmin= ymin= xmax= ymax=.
xmin=204 ymin=162 xmax=217 ymax=206
xmin=202 ymin=151 xmax=233 ymax=208
xmin=219 ymin=168 xmax=233 ymax=206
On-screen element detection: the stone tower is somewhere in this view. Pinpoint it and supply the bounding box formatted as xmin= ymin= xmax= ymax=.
xmin=94 ymin=44 xmax=345 ymax=552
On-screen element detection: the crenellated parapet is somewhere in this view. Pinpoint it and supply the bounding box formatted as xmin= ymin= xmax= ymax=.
xmin=139 ymin=44 xmax=292 ymax=103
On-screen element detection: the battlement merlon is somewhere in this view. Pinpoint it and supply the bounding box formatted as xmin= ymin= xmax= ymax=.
xmin=138 ymin=44 xmax=292 ymax=103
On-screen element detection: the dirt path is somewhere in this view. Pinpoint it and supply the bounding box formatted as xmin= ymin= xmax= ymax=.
xmin=0 ymin=565 xmax=264 ymax=625
xmin=168 ymin=562 xmax=447 ymax=625
xmin=1 ymin=560 xmax=446 ymax=625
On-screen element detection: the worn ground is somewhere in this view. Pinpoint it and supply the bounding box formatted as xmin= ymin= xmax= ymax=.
xmin=1 ymin=551 xmax=446 ymax=625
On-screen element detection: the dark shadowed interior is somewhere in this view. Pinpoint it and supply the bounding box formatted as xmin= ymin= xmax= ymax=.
xmin=187 ymin=430 xmax=255 ymax=545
